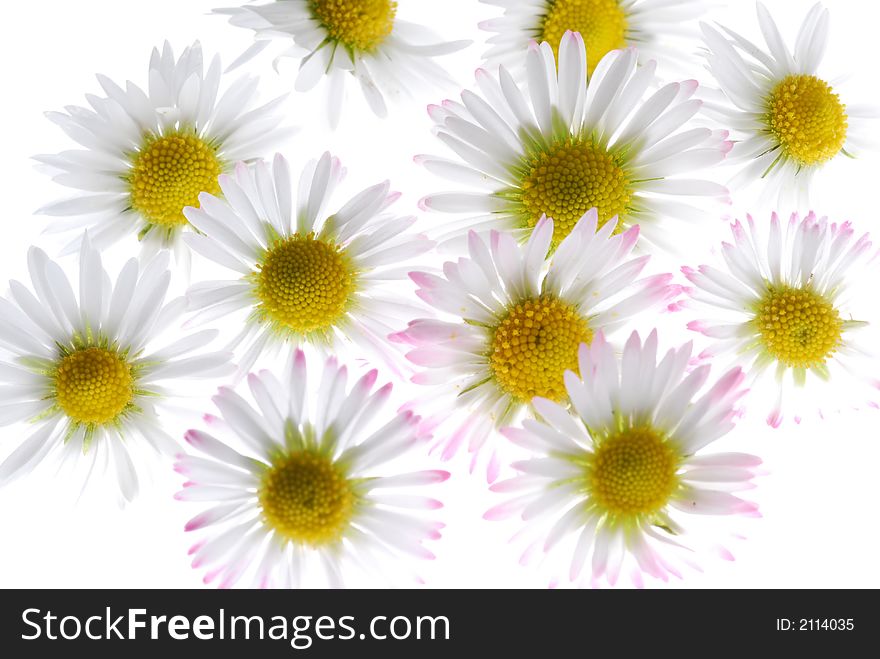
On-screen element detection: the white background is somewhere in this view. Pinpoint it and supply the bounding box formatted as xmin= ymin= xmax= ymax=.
xmin=0 ymin=0 xmax=878 ymax=588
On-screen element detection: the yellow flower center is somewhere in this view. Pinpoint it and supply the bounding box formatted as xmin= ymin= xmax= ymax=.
xmin=540 ymin=0 xmax=628 ymax=75
xmin=489 ymin=296 xmax=592 ymax=404
xmin=753 ymin=284 xmax=843 ymax=369
xmin=765 ymin=74 xmax=848 ymax=166
xmin=54 ymin=347 xmax=134 ymax=426
xmin=589 ymin=426 xmax=679 ymax=518
xmin=128 ymin=131 xmax=223 ymax=228
xmin=254 ymin=234 xmax=356 ymax=335
xmin=516 ymin=137 xmax=632 ymax=246
xmin=259 ymin=450 xmax=355 ymax=546
xmin=309 ymin=0 xmax=397 ymax=52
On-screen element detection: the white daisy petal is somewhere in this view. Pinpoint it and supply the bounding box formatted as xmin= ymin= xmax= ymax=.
xmin=0 ymin=419 xmax=62 ymax=484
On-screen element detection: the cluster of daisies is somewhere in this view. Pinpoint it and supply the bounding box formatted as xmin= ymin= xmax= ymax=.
xmin=0 ymin=0 xmax=875 ymax=588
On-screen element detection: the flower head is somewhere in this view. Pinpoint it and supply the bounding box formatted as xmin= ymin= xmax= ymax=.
xmin=36 ymin=42 xmax=290 ymax=257
xmin=176 ymin=351 xmax=447 ymax=588
xmin=481 ymin=0 xmax=708 ymax=76
xmin=0 ymin=234 xmax=232 ymax=502
xmin=487 ymin=330 xmax=760 ymax=587
xmin=184 ymin=152 xmax=433 ymax=378
xmin=214 ymin=0 xmax=469 ymax=127
xmin=684 ymin=211 xmax=878 ymax=426
xmin=420 ymin=32 xmax=730 ymax=254
xmin=393 ymin=209 xmax=677 ymax=468
xmin=701 ymin=3 xmax=874 ymax=205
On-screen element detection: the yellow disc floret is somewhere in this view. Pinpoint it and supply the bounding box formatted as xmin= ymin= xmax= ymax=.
xmin=518 ymin=137 xmax=632 ymax=245
xmin=259 ymin=450 xmax=355 ymax=546
xmin=55 ymin=347 xmax=134 ymax=426
xmin=753 ymin=284 xmax=843 ymax=369
xmin=489 ymin=296 xmax=592 ymax=404
xmin=309 ymin=0 xmax=397 ymax=52
xmin=765 ymin=74 xmax=848 ymax=166
xmin=129 ymin=131 xmax=223 ymax=228
xmin=589 ymin=426 xmax=679 ymax=518
xmin=254 ymin=234 xmax=356 ymax=335
xmin=540 ymin=0 xmax=628 ymax=74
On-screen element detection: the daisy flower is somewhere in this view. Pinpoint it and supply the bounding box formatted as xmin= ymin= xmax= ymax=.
xmin=183 ymin=152 xmax=433 ymax=378
xmin=36 ymin=41 xmax=290 ymax=257
xmin=481 ymin=0 xmax=709 ymax=76
xmin=0 ymin=234 xmax=233 ymax=502
xmin=420 ymin=31 xmax=731 ymax=254
xmin=213 ymin=0 xmax=469 ymax=127
xmin=486 ymin=330 xmax=760 ymax=587
xmin=701 ymin=3 xmax=875 ymax=205
xmin=392 ymin=209 xmax=677 ymax=469
xmin=684 ymin=211 xmax=878 ymax=427
xmin=175 ymin=350 xmax=447 ymax=588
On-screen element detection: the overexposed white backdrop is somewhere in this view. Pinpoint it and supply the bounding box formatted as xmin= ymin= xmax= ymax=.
xmin=0 ymin=0 xmax=878 ymax=588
